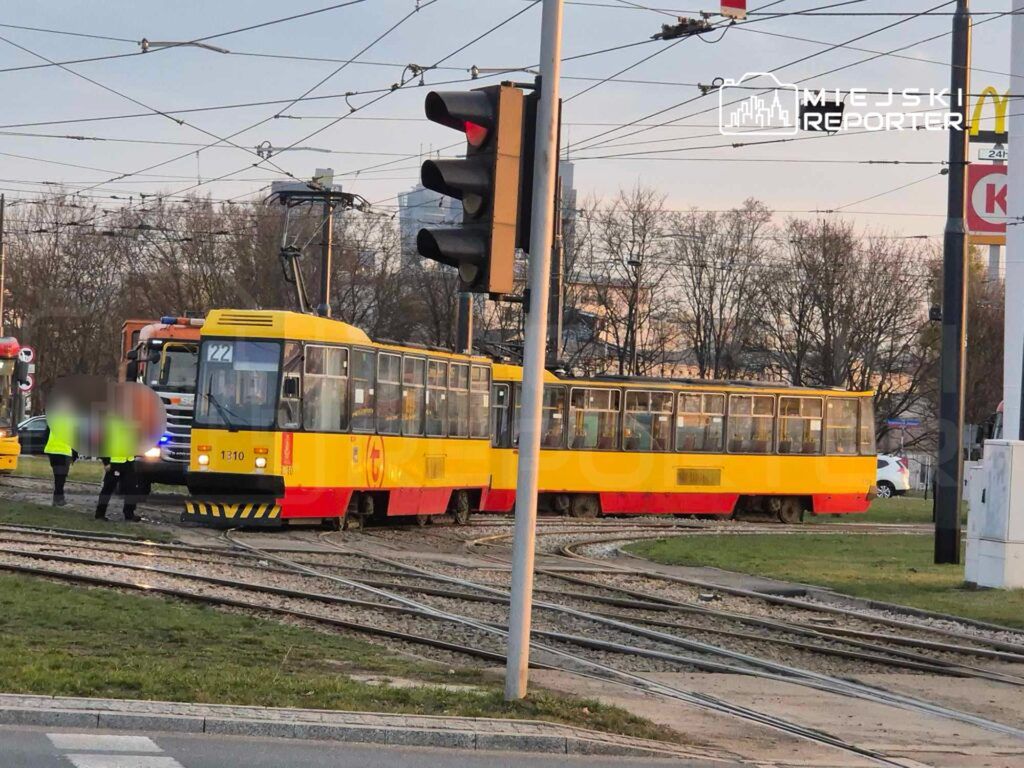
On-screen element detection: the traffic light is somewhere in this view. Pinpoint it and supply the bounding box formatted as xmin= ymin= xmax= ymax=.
xmin=417 ymin=85 xmax=525 ymax=297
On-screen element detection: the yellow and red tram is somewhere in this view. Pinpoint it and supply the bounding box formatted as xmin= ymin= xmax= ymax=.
xmin=185 ymin=310 xmax=493 ymax=525
xmin=184 ymin=309 xmax=876 ymax=527
xmin=482 ymin=365 xmax=876 ymax=522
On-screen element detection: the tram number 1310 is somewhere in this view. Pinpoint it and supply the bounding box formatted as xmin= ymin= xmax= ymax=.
xmin=221 ymin=450 xmax=245 ymax=461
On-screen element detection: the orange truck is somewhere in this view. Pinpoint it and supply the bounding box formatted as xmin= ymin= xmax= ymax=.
xmin=121 ymin=317 xmax=203 ymax=489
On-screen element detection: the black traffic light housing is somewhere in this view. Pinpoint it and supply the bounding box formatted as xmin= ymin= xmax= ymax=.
xmin=417 ymin=84 xmax=526 ymax=297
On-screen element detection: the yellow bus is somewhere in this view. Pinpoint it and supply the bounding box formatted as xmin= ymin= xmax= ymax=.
xmin=484 ymin=365 xmax=876 ymax=523
xmin=184 ymin=310 xmax=493 ymax=526
xmin=184 ymin=309 xmax=876 ymax=527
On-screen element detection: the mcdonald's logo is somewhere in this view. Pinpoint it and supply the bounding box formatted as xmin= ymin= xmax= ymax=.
xmin=969 ymin=86 xmax=1010 ymax=144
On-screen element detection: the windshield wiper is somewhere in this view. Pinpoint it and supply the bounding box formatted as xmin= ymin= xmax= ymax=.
xmin=203 ymin=376 xmax=244 ymax=433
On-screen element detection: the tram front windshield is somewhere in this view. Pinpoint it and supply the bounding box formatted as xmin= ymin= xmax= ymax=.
xmin=194 ymin=340 xmax=280 ymax=430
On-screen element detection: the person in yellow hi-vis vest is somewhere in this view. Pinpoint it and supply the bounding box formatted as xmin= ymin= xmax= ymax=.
xmin=95 ymin=410 xmax=139 ymax=522
xmin=44 ymin=409 xmax=77 ymax=506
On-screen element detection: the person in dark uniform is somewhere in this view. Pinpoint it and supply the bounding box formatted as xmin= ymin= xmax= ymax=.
xmin=94 ymin=408 xmax=139 ymax=522
xmin=95 ymin=457 xmax=138 ymax=521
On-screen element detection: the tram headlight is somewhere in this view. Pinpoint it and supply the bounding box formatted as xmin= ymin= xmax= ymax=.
xmin=254 ymin=456 xmax=267 ymax=469
xmin=197 ymin=453 xmax=210 ymax=466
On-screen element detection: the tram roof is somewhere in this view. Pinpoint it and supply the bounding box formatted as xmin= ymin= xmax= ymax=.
xmin=201 ymin=309 xmax=490 ymax=362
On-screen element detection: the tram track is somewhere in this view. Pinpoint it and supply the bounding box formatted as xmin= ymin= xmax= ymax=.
xmin=314 ymin=534 xmax=1024 ymax=739
xmin=6 ymin=523 xmax=1022 ymax=676
xmin=5 ymin=522 xmax=1023 ymax=764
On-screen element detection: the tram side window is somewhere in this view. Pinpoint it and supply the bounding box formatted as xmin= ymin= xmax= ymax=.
xmin=826 ymin=398 xmax=859 ymax=454
xmin=859 ymin=398 xmax=876 ymax=455
xmin=449 ymin=363 xmax=470 ymax=437
xmin=541 ymin=386 xmax=567 ymax=448
xmin=624 ymin=391 xmax=673 ymax=451
xmin=303 ymin=344 xmax=348 ymax=432
xmin=426 ymin=360 xmax=448 ymax=436
xmin=728 ymin=394 xmax=774 ymax=453
xmin=470 ymin=366 xmax=490 ymax=439
xmin=376 ymin=353 xmax=401 ymax=435
xmin=511 ymin=384 xmax=567 ymax=448
xmin=569 ymin=388 xmax=620 ymax=450
xmin=491 ymin=383 xmax=511 ymax=447
xmin=402 ymin=357 xmax=425 ymax=435
xmin=279 ymin=342 xmax=303 ymax=430
xmin=778 ymin=396 xmax=823 ymax=454
xmin=350 ymin=349 xmax=375 ymax=433
xmin=676 ymin=393 xmax=725 ymax=452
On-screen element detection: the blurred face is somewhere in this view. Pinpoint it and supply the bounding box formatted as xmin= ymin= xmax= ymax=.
xmin=47 ymin=376 xmax=166 ymax=456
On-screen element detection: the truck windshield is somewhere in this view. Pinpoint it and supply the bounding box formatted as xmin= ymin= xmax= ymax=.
xmin=147 ymin=344 xmax=198 ymax=391
xmin=194 ymin=340 xmax=280 ymax=430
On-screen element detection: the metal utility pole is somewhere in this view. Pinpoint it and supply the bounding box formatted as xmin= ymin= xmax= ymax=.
xmin=505 ymin=0 xmax=564 ymax=701
xmin=935 ymin=0 xmax=971 ymax=565
xmin=1005 ymin=0 xmax=1024 ymax=441
xmin=988 ymin=143 xmax=1005 ymax=283
xmin=317 ymin=197 xmax=335 ymax=318
xmin=546 ymin=175 xmax=564 ymax=367
xmin=0 ymin=194 xmax=5 ymax=336
xmin=456 ymin=292 xmax=473 ymax=354
xmin=627 ymin=257 xmax=642 ymax=376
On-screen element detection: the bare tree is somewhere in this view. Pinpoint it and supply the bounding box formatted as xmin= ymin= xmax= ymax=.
xmin=671 ymin=199 xmax=771 ymax=379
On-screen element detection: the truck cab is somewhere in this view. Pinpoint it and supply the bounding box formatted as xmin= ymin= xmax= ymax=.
xmin=122 ymin=317 xmax=203 ymax=487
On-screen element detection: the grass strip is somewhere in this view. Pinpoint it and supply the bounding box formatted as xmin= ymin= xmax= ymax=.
xmin=0 ymin=572 xmax=680 ymax=743
xmin=628 ymin=533 xmax=1024 ymax=629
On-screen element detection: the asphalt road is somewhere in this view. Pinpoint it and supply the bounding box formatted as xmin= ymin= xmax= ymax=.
xmin=0 ymin=727 xmax=727 ymax=768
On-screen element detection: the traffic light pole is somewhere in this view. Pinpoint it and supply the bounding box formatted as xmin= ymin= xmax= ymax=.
xmin=546 ymin=175 xmax=564 ymax=367
xmin=505 ymin=0 xmax=564 ymax=701
xmin=456 ymin=292 xmax=473 ymax=354
xmin=934 ymin=0 xmax=971 ymax=565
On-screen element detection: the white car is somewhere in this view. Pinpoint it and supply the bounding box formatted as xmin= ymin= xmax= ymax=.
xmin=876 ymin=454 xmax=911 ymax=498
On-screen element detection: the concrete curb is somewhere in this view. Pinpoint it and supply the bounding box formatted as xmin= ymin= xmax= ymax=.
xmin=0 ymin=694 xmax=691 ymax=759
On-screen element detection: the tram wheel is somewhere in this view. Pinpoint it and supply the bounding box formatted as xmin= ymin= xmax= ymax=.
xmin=415 ymin=513 xmax=431 ymax=527
xmin=569 ymin=494 xmax=600 ymax=519
xmin=357 ymin=493 xmax=375 ymax=526
xmin=451 ymin=491 xmax=472 ymax=526
xmin=552 ymin=494 xmax=572 ymax=515
xmin=777 ymin=498 xmax=803 ymax=525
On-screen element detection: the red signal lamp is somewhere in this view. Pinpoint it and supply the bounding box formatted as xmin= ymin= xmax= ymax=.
xmin=464 ymin=121 xmax=488 ymax=148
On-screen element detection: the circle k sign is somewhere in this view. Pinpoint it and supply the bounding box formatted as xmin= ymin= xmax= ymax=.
xmin=967 ymin=163 xmax=1007 ymax=235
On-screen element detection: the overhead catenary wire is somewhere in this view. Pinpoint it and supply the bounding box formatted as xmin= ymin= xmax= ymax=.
xmin=568 ymin=0 xmax=964 ymax=155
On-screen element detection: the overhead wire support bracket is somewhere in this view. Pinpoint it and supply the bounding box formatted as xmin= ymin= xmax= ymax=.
xmin=652 ymin=16 xmax=715 ymax=40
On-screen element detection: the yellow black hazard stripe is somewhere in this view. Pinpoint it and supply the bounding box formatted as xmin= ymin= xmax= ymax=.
xmin=184 ymin=501 xmax=281 ymax=521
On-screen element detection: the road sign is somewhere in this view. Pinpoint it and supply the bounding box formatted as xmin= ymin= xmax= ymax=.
xmin=978 ymin=146 xmax=1008 ymax=162
xmin=16 ymin=346 xmax=34 ymax=364
xmin=887 ymin=418 xmax=921 ymax=428
xmin=967 ymin=163 xmax=1008 ymax=246
xmin=721 ymin=1 xmax=746 ymax=19
xmin=17 ymin=374 xmax=33 ymax=393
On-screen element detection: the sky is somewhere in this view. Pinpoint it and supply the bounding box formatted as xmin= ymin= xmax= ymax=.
xmin=0 ymin=1 xmax=1016 ymax=241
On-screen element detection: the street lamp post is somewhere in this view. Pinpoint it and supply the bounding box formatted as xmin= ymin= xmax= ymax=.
xmin=626 ymin=256 xmax=642 ymax=376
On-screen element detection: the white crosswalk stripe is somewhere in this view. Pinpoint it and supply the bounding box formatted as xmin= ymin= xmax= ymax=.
xmin=65 ymin=757 xmax=183 ymax=768
xmin=47 ymin=732 xmax=185 ymax=768
xmin=47 ymin=735 xmax=163 ymax=753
